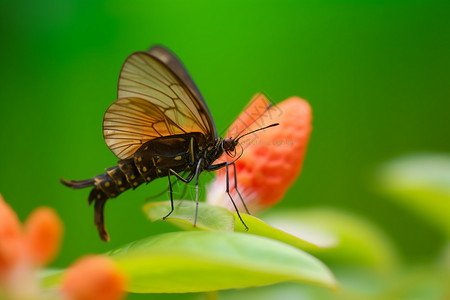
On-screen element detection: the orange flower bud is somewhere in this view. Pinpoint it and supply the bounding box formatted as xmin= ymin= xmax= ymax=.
xmin=0 ymin=194 xmax=23 ymax=279
xmin=23 ymin=207 xmax=63 ymax=266
xmin=208 ymin=94 xmax=312 ymax=213
xmin=62 ymin=255 xmax=127 ymax=300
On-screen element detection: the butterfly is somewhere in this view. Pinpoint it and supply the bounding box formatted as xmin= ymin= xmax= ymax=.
xmin=61 ymin=45 xmax=277 ymax=241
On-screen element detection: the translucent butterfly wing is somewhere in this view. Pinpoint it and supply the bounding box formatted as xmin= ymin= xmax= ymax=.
xmin=103 ymin=49 xmax=216 ymax=159
xmin=147 ymin=46 xmax=217 ymax=139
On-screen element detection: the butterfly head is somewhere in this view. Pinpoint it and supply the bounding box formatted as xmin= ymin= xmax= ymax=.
xmin=221 ymin=137 xmax=239 ymax=158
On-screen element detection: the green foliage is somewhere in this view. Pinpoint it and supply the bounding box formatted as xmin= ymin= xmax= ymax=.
xmin=143 ymin=201 xmax=235 ymax=232
xmin=377 ymin=153 xmax=450 ymax=237
xmin=263 ymin=208 xmax=399 ymax=272
xmin=144 ymin=201 xmax=321 ymax=251
xmin=234 ymin=213 xmax=323 ymax=252
xmin=219 ymin=267 xmax=450 ymax=300
xmin=107 ymin=231 xmax=337 ymax=293
xmin=144 ymin=201 xmax=398 ymax=272
xmin=42 ymin=203 xmax=339 ymax=294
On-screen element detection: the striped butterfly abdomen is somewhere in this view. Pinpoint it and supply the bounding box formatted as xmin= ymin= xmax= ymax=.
xmin=61 ymin=133 xmax=203 ymax=241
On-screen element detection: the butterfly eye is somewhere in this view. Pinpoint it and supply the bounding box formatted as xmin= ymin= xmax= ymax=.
xmin=222 ymin=138 xmax=234 ymax=151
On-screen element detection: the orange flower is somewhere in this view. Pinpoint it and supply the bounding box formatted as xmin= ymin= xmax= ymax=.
xmin=0 ymin=194 xmax=22 ymax=281
xmin=0 ymin=194 xmax=62 ymax=299
xmin=24 ymin=207 xmax=63 ymax=267
xmin=0 ymin=194 xmax=126 ymax=300
xmin=207 ymin=94 xmax=312 ymax=213
xmin=62 ymin=255 xmax=126 ymax=300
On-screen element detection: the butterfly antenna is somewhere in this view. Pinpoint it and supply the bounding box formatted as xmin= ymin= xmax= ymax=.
xmin=235 ymin=123 xmax=279 ymax=143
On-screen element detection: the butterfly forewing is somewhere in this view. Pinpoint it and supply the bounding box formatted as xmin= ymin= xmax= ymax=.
xmin=148 ymin=47 xmax=208 ymax=109
xmin=148 ymin=47 xmax=217 ymax=139
xmin=103 ymin=49 xmax=217 ymax=159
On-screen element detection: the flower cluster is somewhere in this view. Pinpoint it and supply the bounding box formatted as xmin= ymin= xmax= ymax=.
xmin=0 ymin=194 xmax=126 ymax=300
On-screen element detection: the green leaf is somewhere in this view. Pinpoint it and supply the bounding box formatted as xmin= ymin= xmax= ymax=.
xmin=263 ymin=208 xmax=399 ymax=272
xmin=144 ymin=201 xmax=326 ymax=253
xmin=108 ymin=231 xmax=337 ymax=293
xmin=376 ymin=153 xmax=450 ymax=236
xmin=219 ymin=267 xmax=450 ymax=300
xmin=234 ymin=213 xmax=324 ymax=252
xmin=143 ymin=200 xmax=235 ymax=231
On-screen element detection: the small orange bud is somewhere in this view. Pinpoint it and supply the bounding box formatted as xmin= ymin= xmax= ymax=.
xmin=208 ymin=94 xmax=312 ymax=213
xmin=23 ymin=207 xmax=63 ymax=266
xmin=0 ymin=194 xmax=23 ymax=279
xmin=62 ymin=255 xmax=127 ymax=300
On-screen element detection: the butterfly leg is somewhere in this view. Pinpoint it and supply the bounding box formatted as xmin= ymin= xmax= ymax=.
xmin=163 ymin=172 xmax=174 ymax=219
xmin=163 ymin=170 xmax=195 ymax=219
xmin=169 ymin=170 xmax=195 ymax=201
xmin=169 ymin=169 xmax=195 ymax=183
xmin=145 ymin=173 xmax=185 ymax=201
xmin=231 ymin=162 xmax=250 ymax=214
xmin=194 ymin=158 xmax=204 ymax=227
xmin=207 ymin=162 xmax=249 ymax=230
xmin=226 ymin=163 xmax=248 ymax=231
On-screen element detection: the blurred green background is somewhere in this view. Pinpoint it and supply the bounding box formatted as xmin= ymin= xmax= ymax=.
xmin=1 ymin=0 xmax=449 ymax=299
